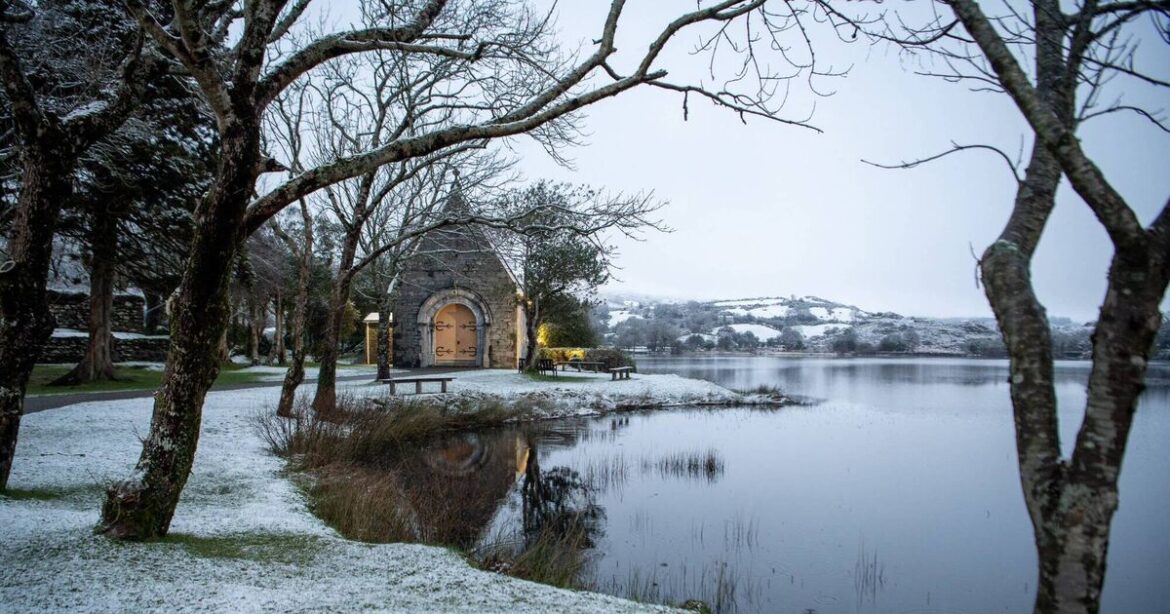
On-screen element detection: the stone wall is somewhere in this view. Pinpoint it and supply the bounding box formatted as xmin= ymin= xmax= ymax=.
xmin=47 ymin=290 xmax=145 ymax=333
xmin=40 ymin=334 xmax=170 ymax=363
xmin=391 ymin=226 xmax=522 ymax=369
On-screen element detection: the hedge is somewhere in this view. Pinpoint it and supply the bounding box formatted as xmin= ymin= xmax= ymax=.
xmin=536 ymin=347 xmax=636 ymax=371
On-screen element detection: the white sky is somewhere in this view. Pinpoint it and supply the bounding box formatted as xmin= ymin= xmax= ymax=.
xmin=317 ymin=1 xmax=1170 ymax=320
xmin=501 ymin=2 xmax=1170 ymax=320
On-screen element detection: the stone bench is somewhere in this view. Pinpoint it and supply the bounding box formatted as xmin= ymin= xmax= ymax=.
xmin=380 ymin=376 xmax=455 ymax=395
xmin=608 ymin=367 xmax=632 ymax=381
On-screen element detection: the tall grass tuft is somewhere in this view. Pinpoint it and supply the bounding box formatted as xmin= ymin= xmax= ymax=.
xmin=641 ymin=449 xmax=726 ymax=483
xmin=304 ymin=463 xmax=419 ymax=543
xmin=477 ymin=519 xmax=594 ymax=590
xmin=254 ymin=394 xmax=527 ymax=469
xmin=253 ymin=394 xmax=530 ymax=544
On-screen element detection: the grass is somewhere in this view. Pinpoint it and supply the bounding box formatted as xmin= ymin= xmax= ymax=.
xmin=477 ymin=521 xmax=593 ymax=590
xmin=25 ymin=362 xmax=317 ymax=396
xmin=299 ymin=465 xmax=420 ymax=544
xmin=164 ymin=532 xmax=326 ymax=566
xmin=1 ymin=484 xmax=103 ymax=501
xmin=734 ymin=384 xmax=786 ymax=397
xmin=255 ymin=395 xmax=534 ymax=546
xmin=256 ymin=394 xmax=599 ymax=591
xmin=641 ymin=449 xmax=726 ymax=483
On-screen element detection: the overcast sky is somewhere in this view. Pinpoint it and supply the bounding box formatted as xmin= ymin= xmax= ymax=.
xmin=500 ymin=2 xmax=1170 ymax=320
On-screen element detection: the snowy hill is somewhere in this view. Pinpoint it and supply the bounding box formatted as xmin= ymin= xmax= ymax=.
xmin=601 ymin=293 xmax=1095 ymax=358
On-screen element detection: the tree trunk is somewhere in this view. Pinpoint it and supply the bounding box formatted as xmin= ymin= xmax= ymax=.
xmin=1031 ymin=248 xmax=1166 ymax=614
xmin=217 ymin=327 xmax=231 ymax=363
xmin=53 ymin=198 xmax=121 ymax=385
xmin=522 ymin=299 xmax=540 ymax=370
xmin=271 ymin=292 xmax=285 ymax=366
xmin=0 ymin=140 xmax=72 ymax=490
xmin=248 ymin=293 xmax=264 ymax=366
xmin=310 ymin=278 xmax=353 ymax=414
xmin=376 ymin=289 xmax=395 ymax=380
xmin=276 ymin=202 xmax=313 ymax=418
xmin=144 ymin=290 xmax=165 ymax=335
xmin=98 ymin=121 xmax=260 ymax=539
xmin=310 ymin=230 xmax=359 ymax=414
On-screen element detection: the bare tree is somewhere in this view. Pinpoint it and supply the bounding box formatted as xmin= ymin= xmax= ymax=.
xmin=282 ymin=37 xmax=517 ymax=413
xmin=0 ymin=0 xmax=157 ymax=491
xmin=851 ymin=1 xmax=1170 ymax=610
xmin=99 ymin=0 xmax=832 ymax=538
xmin=270 ymin=200 xmax=312 ymax=417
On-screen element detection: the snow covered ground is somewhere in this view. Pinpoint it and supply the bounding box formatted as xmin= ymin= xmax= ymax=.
xmin=1 ymin=371 xmax=753 ymax=612
xmin=807 ymin=307 xmax=855 ymax=323
xmin=607 ymin=309 xmax=639 ymax=326
xmin=240 ymin=363 xmax=381 ymax=382
xmin=788 ymin=323 xmax=843 ymax=339
xmin=724 ymin=323 xmax=782 ymax=341
xmin=445 ymin=368 xmax=746 ymax=414
xmin=50 ymin=328 xmax=168 ymax=340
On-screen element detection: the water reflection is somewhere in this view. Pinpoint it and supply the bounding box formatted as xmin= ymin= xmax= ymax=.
xmin=364 ymin=358 xmax=1169 ymax=613
xmin=375 ymin=430 xmax=526 ymax=548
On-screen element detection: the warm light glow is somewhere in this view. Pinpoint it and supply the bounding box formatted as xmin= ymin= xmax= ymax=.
xmin=536 ymin=324 xmax=552 ymax=348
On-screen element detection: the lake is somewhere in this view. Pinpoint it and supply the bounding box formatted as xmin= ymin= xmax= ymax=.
xmin=411 ymin=357 xmax=1170 ymax=612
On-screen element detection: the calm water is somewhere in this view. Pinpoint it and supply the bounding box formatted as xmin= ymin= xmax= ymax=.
xmin=410 ymin=357 xmax=1170 ymax=612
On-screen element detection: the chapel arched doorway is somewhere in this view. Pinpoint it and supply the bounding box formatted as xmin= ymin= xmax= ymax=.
xmin=433 ymin=303 xmax=478 ymax=366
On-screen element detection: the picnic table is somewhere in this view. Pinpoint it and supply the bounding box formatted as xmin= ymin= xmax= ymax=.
xmin=379 ymin=376 xmax=454 ymax=395
xmin=556 ymin=360 xmax=605 ymax=373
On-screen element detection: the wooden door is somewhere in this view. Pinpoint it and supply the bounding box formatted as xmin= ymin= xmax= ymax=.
xmin=434 ymin=303 xmax=477 ymax=365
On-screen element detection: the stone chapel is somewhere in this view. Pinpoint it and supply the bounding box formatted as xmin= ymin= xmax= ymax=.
xmin=385 ymin=187 xmax=526 ymax=369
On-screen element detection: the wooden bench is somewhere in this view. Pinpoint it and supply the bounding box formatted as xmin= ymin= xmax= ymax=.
xmin=609 ymin=366 xmax=633 ymax=381
xmin=536 ymin=358 xmax=558 ymax=376
xmin=380 ymin=376 xmax=455 ymax=395
xmin=557 ymin=360 xmax=604 ymax=373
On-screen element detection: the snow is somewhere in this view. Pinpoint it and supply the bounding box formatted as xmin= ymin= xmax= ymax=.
xmin=806 ymin=307 xmax=856 ymax=323
xmin=50 ymin=328 xmax=167 ymax=340
xmin=789 ymin=324 xmax=841 ymax=338
xmin=747 ymin=305 xmax=790 ymax=319
xmin=712 ymin=297 xmax=787 ymax=307
xmin=724 ymin=323 xmax=782 ymax=341
xmin=676 ymin=333 xmax=717 ymax=343
xmin=831 ymin=308 xmax=855 ymax=322
xmin=720 ymin=304 xmax=790 ymax=319
xmin=1 ymin=375 xmax=691 ymax=613
xmin=243 ymin=364 xmax=381 ymax=382
xmin=607 ymin=310 xmax=638 ymax=326
xmin=444 ymin=369 xmax=746 ymax=415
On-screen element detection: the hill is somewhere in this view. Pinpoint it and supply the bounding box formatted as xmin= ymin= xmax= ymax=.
xmin=597 ymin=294 xmax=1098 ymax=358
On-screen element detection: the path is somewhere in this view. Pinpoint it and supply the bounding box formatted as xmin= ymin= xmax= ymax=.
xmin=24 ymin=373 xmax=377 ymax=414
xmin=24 ymin=366 xmax=479 ymax=413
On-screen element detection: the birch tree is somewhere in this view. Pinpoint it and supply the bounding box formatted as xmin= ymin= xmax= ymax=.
xmin=849 ymin=1 xmax=1170 ymax=610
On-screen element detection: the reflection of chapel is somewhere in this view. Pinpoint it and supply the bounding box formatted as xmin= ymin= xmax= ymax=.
xmin=383 ymin=187 xmax=526 ymax=369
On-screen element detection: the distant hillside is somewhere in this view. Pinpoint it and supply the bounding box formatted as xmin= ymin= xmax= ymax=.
xmin=597 ymin=294 xmax=1100 ymax=358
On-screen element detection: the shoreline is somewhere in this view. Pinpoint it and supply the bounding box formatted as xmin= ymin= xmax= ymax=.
xmin=1 ymin=371 xmax=752 ymax=613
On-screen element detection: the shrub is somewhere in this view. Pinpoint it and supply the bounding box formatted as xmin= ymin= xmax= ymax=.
xmin=537 ymin=347 xmax=588 ymax=363
xmin=584 ymin=347 xmax=635 ymax=370
xmin=536 ymin=347 xmax=636 ymax=371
